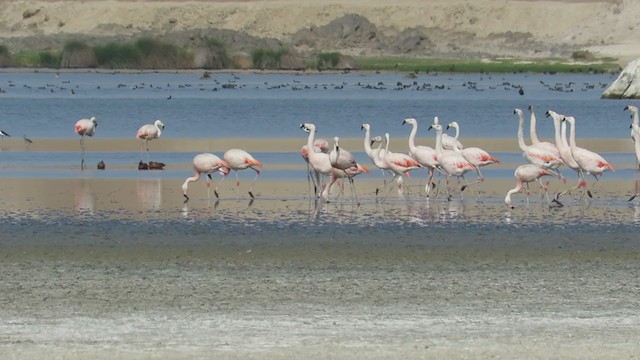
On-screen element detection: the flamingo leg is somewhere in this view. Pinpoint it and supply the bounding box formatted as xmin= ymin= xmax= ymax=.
xmin=348 ymin=177 xmax=361 ymax=205
xmin=206 ymin=173 xmax=212 ymax=199
xmin=80 ymin=136 xmax=85 ymax=170
xmin=247 ymin=168 xmax=260 ymax=199
xmin=145 ymin=138 xmax=150 ymax=160
xmin=214 ymin=174 xmax=225 ymax=198
xmin=461 ymin=167 xmax=484 ymax=194
xmin=425 ymin=167 xmax=435 ymax=196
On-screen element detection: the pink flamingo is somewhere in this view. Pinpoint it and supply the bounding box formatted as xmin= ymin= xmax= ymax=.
xmin=136 ymin=119 xmax=165 ymax=160
xmin=433 ymin=116 xmax=463 ymax=150
xmin=513 ymin=109 xmax=564 ymax=170
xmin=301 ymin=123 xmax=333 ymax=198
xmin=301 ymin=138 xmax=330 ymax=195
xmin=563 ymin=116 xmax=614 ymax=199
xmin=377 ymin=133 xmax=422 ymax=198
xmin=528 ymin=105 xmax=557 ymax=152
xmin=446 ymin=121 xmax=499 ymax=191
xmin=402 ymin=118 xmax=439 ymax=196
xmin=362 ymin=123 xmax=392 ymax=189
xmin=428 ymin=122 xmax=476 ymax=200
xmin=329 ymin=136 xmax=357 ymax=172
xmin=221 ymin=148 xmax=263 ymax=199
xmin=504 ymin=164 xmax=556 ymax=208
xmin=546 ymin=110 xmax=583 ymax=199
xmin=321 ymin=164 xmax=369 ymax=203
xmin=74 ymin=116 xmax=97 ymax=170
xmin=182 ymin=153 xmax=229 ymax=202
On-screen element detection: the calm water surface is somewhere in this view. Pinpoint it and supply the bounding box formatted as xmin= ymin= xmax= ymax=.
xmin=0 ymin=71 xmax=630 ymax=139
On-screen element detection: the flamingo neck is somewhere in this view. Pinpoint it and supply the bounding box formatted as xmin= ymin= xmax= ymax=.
xmin=363 ymin=128 xmax=372 ymax=157
xmin=451 ymin=125 xmax=462 ymax=153
xmin=434 ymin=127 xmax=443 ymax=158
xmin=530 ymin=111 xmax=540 ymax=144
xmin=181 ymin=171 xmax=201 ymax=193
xmin=568 ymin=120 xmax=578 ymax=153
xmin=561 ymin=121 xmax=570 ymax=149
xmin=306 ymin=128 xmax=317 ymax=161
xmin=505 ymin=179 xmax=523 ymax=205
xmin=516 ymin=112 xmax=528 ymax=152
xmin=633 ymin=109 xmax=639 ymax=126
xmin=633 ymin=125 xmax=640 ymax=163
xmin=408 ymin=123 xmax=418 ymax=154
xmin=552 ymin=115 xmax=563 ymax=150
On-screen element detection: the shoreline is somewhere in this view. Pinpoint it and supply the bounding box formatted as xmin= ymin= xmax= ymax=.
xmin=0 ymin=137 xmax=636 ymax=153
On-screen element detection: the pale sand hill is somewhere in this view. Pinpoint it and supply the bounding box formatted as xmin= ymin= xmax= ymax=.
xmin=1 ymin=0 xmax=640 ymax=62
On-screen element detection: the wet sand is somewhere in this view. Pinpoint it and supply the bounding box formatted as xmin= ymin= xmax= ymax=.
xmin=1 ymin=141 xmax=640 ymax=359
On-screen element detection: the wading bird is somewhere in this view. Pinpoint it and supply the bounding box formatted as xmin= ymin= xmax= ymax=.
xmin=505 ymin=164 xmax=556 ymax=208
xmin=74 ymin=116 xmax=97 ymax=170
xmin=222 ymin=148 xmax=263 ymax=199
xmin=182 ymin=153 xmax=230 ymax=202
xmin=136 ymin=119 xmax=165 ymax=160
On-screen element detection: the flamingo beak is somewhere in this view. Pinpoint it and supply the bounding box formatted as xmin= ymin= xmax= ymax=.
xmin=544 ymin=111 xmax=550 ymax=117
xmin=427 ymin=125 xmax=433 ymax=131
xmin=624 ymin=105 xmax=629 ymax=111
xmin=402 ymin=120 xmax=406 ymax=125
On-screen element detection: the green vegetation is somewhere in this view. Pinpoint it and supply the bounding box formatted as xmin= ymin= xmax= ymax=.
xmin=251 ymin=48 xmax=288 ymax=69
xmin=355 ymin=57 xmax=620 ymax=74
xmin=11 ymin=50 xmax=60 ymax=67
xmin=0 ymin=40 xmax=622 ymax=73
xmin=317 ymin=52 xmax=340 ymax=70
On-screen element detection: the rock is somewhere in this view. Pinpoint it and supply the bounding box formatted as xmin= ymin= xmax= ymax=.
xmin=602 ymin=59 xmax=640 ymax=99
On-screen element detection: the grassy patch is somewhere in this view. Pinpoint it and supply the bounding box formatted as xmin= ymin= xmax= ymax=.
xmin=355 ymin=57 xmax=620 ymax=74
xmin=251 ymin=48 xmax=288 ymax=69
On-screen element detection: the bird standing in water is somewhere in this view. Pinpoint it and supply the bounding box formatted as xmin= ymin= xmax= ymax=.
xmin=74 ymin=116 xmax=97 ymax=170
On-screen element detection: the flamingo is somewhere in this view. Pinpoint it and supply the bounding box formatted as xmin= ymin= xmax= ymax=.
xmin=221 ymin=148 xmax=263 ymax=199
xmin=545 ymin=110 xmax=583 ymax=199
xmin=446 ymin=121 xmax=499 ymax=191
xmin=624 ymin=105 xmax=639 ymax=142
xmin=300 ymin=138 xmax=330 ymax=195
xmin=321 ymin=164 xmax=369 ymax=203
xmin=74 ymin=116 xmax=97 ymax=170
xmin=374 ymin=133 xmax=421 ymax=198
xmin=182 ymin=153 xmax=230 ymax=202
xmin=301 ymin=123 xmax=333 ymax=197
xmin=513 ymin=109 xmax=564 ymax=170
xmin=329 ymin=136 xmax=357 ymax=172
xmin=361 ymin=123 xmax=392 ymax=186
xmin=528 ymin=105 xmax=557 ymax=152
xmin=504 ymin=164 xmax=556 ymax=208
xmin=433 ymin=116 xmax=462 ymax=150
xmin=402 ymin=118 xmax=439 ymax=195
xmin=428 ymin=122 xmax=476 ymax=200
xmin=629 ymin=123 xmax=640 ymax=203
xmin=136 ymin=119 xmax=165 ymax=160
xmin=0 ymin=129 xmax=10 ymax=139
xmin=563 ymin=115 xmax=614 ymax=198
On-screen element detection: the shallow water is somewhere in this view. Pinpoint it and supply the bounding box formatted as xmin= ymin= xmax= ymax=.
xmin=2 ymin=72 xmax=640 ymax=358
xmin=0 ymin=71 xmax=630 ymax=139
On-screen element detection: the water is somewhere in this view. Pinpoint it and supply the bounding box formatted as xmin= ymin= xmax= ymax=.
xmin=0 ymin=71 xmax=631 ymax=139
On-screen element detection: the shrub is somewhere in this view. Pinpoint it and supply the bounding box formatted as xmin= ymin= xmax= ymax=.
xmin=571 ymin=50 xmax=595 ymax=61
xmin=317 ymin=52 xmax=340 ymax=70
xmin=38 ymin=51 xmax=60 ymax=68
xmin=0 ymin=45 xmax=11 ymax=67
xmin=94 ymin=42 xmax=142 ymax=68
xmin=61 ymin=40 xmax=97 ymax=68
xmin=251 ymin=48 xmax=288 ymax=69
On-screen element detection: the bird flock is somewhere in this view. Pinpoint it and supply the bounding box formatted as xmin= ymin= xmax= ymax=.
xmin=65 ymin=105 xmax=640 ymax=207
xmin=300 ymin=105 xmax=640 ymax=208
